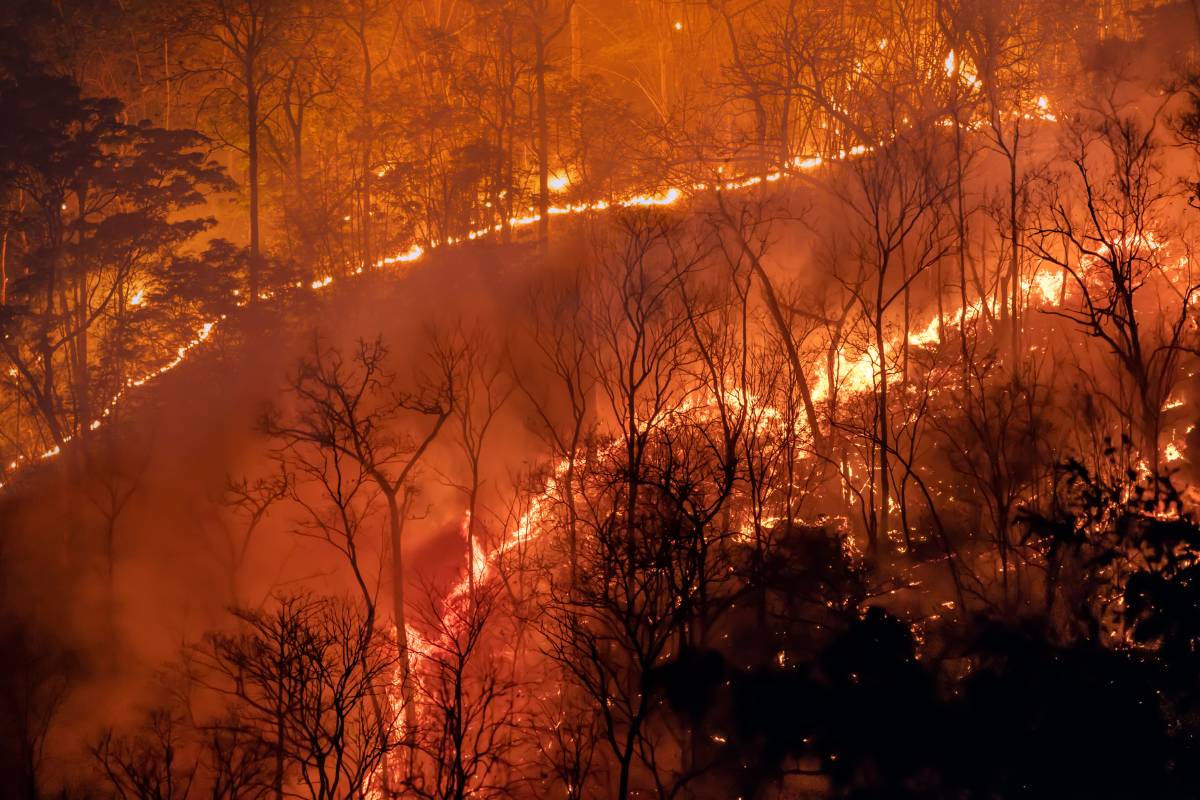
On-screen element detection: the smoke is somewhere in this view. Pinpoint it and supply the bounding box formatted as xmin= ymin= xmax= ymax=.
xmin=0 ymin=229 xmax=568 ymax=786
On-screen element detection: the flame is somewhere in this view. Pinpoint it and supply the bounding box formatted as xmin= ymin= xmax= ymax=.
xmin=548 ymin=172 xmax=570 ymax=192
xmin=1 ymin=80 xmax=1061 ymax=488
xmin=944 ymin=50 xmax=980 ymax=88
xmin=1023 ymin=268 xmax=1065 ymax=302
xmin=620 ymin=187 xmax=681 ymax=207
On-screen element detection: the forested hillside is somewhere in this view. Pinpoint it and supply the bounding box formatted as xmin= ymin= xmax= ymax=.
xmin=3 ymin=1 xmax=1200 ymax=798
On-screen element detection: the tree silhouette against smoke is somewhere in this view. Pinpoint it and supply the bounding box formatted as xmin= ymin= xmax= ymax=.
xmin=261 ymin=334 xmax=459 ymax=746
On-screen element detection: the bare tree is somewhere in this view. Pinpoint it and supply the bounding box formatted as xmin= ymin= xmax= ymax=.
xmin=448 ymin=330 xmax=511 ymax=593
xmin=221 ymin=467 xmax=291 ymax=605
xmin=0 ymin=618 xmax=79 ymax=800
xmin=1029 ymin=97 xmax=1199 ymax=472
xmin=177 ymin=0 xmax=294 ymax=302
xmin=190 ymin=594 xmax=398 ymax=800
xmin=937 ymin=0 xmax=1064 ymax=360
xmin=529 ymin=688 xmax=601 ymax=800
xmin=337 ymin=0 xmax=403 ymax=270
xmin=200 ymin=717 xmax=272 ymax=800
xmin=516 ymin=271 xmax=596 ymax=580
xmin=533 ymin=212 xmax=750 ymax=798
xmin=83 ymin=429 xmax=151 ymax=639
xmin=540 ymin=449 xmax=724 ymax=800
xmin=710 ymin=191 xmax=826 ymax=458
xmin=519 ymin=0 xmax=575 ymax=244
xmin=262 ymin=333 xmax=457 ymax=741
xmin=584 ymin=211 xmax=697 ymax=553
xmin=94 ymin=708 xmax=198 ymax=800
xmin=830 ymin=126 xmax=953 ymax=556
xmin=403 ymin=582 xmax=517 ymax=799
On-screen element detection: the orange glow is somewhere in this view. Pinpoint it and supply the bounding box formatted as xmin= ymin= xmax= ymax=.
xmin=0 ymin=84 xmax=1066 ymax=489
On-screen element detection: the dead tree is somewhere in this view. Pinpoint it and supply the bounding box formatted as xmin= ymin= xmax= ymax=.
xmin=831 ymin=126 xmax=953 ymax=557
xmin=516 ymin=269 xmax=597 ymax=582
xmin=190 ymin=594 xmax=398 ymax=800
xmin=200 ymin=718 xmax=273 ymax=800
xmin=538 ymin=218 xmax=748 ymax=795
xmin=1029 ymin=99 xmax=1199 ymax=473
xmin=262 ymin=333 xmax=457 ymax=739
xmin=937 ymin=0 xmax=1059 ymax=361
xmin=448 ymin=330 xmax=512 ymax=593
xmin=93 ymin=708 xmax=198 ymax=800
xmin=403 ymin=582 xmax=517 ymax=800
xmin=584 ymin=210 xmax=697 ymax=556
xmin=539 ymin=489 xmax=692 ymax=800
xmin=221 ymin=466 xmax=291 ymax=606
xmin=177 ymin=0 xmax=293 ymax=302
xmin=0 ymin=618 xmax=79 ymax=800
xmin=710 ymin=191 xmax=826 ymax=458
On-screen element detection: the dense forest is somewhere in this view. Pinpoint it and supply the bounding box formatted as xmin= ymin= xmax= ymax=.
xmin=3 ymin=0 xmax=1200 ymax=797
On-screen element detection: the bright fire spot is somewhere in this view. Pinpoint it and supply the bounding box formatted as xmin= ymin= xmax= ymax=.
xmin=908 ymin=314 xmax=942 ymax=348
xmin=1024 ymin=268 xmax=1064 ymax=302
xmin=673 ymin=20 xmax=683 ymax=31
xmin=5 ymin=99 xmax=1054 ymax=497
xmin=621 ymin=187 xmax=680 ymax=208
xmin=548 ymin=172 xmax=570 ymax=192
xmin=945 ymin=50 xmax=980 ymax=88
xmin=375 ymin=244 xmax=424 ymax=267
xmin=1165 ymin=442 xmax=1184 ymax=462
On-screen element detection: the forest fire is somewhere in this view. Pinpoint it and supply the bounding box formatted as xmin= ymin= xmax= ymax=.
xmin=4 ymin=1 xmax=1200 ymax=799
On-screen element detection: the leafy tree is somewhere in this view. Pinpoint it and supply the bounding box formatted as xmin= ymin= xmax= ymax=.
xmin=0 ymin=37 xmax=231 ymax=460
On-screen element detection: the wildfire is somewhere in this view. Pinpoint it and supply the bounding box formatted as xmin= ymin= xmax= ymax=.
xmin=944 ymin=49 xmax=981 ymax=88
xmin=0 ymin=72 xmax=1062 ymax=494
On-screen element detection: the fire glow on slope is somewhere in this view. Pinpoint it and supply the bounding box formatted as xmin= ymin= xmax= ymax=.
xmin=0 ymin=126 xmax=898 ymax=489
xmin=386 ymin=229 xmax=1194 ymax=787
xmin=0 ymin=39 xmax=1061 ymax=490
xmin=407 ymin=213 xmax=1196 ymax=746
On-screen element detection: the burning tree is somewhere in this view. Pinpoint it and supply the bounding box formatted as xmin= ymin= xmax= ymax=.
xmin=1030 ymin=95 xmax=1200 ymax=474
xmin=15 ymin=1 xmax=1200 ymax=798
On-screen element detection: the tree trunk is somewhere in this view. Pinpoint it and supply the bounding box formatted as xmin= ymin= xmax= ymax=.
xmin=570 ymin=2 xmax=581 ymax=82
xmin=247 ymin=73 xmax=261 ymax=304
xmin=875 ymin=297 xmax=889 ymax=559
xmin=536 ymin=31 xmax=550 ymax=245
xmin=385 ymin=489 xmax=418 ymax=742
xmin=716 ymin=196 xmax=825 ymax=455
xmin=1 ymin=223 xmax=7 ymax=305
xmin=359 ymin=23 xmax=373 ymax=269
xmin=163 ymin=36 xmax=171 ymax=130
xmin=1008 ymin=134 xmax=1021 ymax=363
